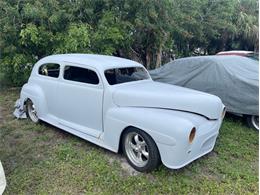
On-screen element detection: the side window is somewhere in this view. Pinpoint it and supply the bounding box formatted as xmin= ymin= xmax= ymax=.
xmin=38 ymin=63 xmax=60 ymax=78
xmin=63 ymin=66 xmax=99 ymax=85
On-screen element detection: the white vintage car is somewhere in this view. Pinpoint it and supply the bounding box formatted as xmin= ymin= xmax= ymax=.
xmin=14 ymin=54 xmax=225 ymax=172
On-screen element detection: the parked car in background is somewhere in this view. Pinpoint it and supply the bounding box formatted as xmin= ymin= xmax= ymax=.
xmin=216 ymin=50 xmax=259 ymax=60
xmin=150 ymin=55 xmax=259 ymax=130
xmin=0 ymin=161 xmax=6 ymax=195
xmin=14 ymin=54 xmax=225 ymax=172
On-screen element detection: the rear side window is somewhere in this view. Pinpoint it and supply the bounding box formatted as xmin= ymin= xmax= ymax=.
xmin=38 ymin=63 xmax=60 ymax=78
xmin=63 ymin=66 xmax=99 ymax=85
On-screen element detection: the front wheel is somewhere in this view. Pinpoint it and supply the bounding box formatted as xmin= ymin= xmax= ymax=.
xmin=122 ymin=127 xmax=161 ymax=172
xmin=244 ymin=115 xmax=259 ymax=131
xmin=26 ymin=99 xmax=39 ymax=123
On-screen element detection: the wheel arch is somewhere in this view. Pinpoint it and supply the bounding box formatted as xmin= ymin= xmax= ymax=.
xmin=19 ymin=83 xmax=48 ymax=119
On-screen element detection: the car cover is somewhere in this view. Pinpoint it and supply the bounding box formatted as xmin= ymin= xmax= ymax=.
xmin=149 ymin=55 xmax=259 ymax=116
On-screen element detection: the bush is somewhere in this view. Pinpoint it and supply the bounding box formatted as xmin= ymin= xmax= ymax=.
xmin=0 ymin=54 xmax=34 ymax=87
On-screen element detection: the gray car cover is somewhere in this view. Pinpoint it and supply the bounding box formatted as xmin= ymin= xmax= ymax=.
xmin=149 ymin=56 xmax=259 ymax=116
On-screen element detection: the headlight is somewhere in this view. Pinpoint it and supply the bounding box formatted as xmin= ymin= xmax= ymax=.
xmin=189 ymin=127 xmax=196 ymax=143
xmin=222 ymin=107 xmax=226 ymax=118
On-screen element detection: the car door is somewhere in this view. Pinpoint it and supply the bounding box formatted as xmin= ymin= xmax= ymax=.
xmin=55 ymin=64 xmax=103 ymax=138
xmin=36 ymin=62 xmax=60 ymax=117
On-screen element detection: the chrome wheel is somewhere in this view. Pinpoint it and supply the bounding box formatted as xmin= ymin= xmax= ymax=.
xmin=251 ymin=115 xmax=259 ymax=130
xmin=122 ymin=128 xmax=161 ymax=172
xmin=27 ymin=100 xmax=39 ymax=123
xmin=124 ymin=132 xmax=149 ymax=168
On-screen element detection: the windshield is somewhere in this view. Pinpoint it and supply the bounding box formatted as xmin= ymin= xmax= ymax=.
xmin=105 ymin=67 xmax=150 ymax=85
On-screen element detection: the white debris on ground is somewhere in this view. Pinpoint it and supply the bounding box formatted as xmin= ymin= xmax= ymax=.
xmin=13 ymin=99 xmax=26 ymax=119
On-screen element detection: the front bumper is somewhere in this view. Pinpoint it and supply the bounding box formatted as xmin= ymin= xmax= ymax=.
xmin=157 ymin=118 xmax=222 ymax=169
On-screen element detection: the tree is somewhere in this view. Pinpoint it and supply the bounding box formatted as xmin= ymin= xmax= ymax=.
xmin=0 ymin=0 xmax=258 ymax=86
xmin=235 ymin=0 xmax=259 ymax=51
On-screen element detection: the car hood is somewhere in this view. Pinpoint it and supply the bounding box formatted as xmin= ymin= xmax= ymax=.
xmin=112 ymin=81 xmax=224 ymax=119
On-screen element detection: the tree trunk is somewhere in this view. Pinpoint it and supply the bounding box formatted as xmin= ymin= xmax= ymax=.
xmin=219 ymin=31 xmax=228 ymax=51
xmin=155 ymin=43 xmax=162 ymax=69
xmin=155 ymin=30 xmax=168 ymax=68
xmin=146 ymin=49 xmax=152 ymax=70
xmin=129 ymin=47 xmax=143 ymax=65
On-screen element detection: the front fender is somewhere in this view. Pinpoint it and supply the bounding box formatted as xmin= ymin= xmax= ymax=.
xmin=102 ymin=107 xmax=196 ymax=152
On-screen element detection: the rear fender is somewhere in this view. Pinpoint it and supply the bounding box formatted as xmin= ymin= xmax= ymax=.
xmin=20 ymin=83 xmax=47 ymax=119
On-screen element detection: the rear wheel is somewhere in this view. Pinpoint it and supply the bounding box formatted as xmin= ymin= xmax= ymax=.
xmin=122 ymin=127 xmax=161 ymax=172
xmin=244 ymin=115 xmax=259 ymax=131
xmin=26 ymin=99 xmax=39 ymax=123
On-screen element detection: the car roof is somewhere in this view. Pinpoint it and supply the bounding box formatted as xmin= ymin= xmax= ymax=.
xmin=37 ymin=54 xmax=143 ymax=71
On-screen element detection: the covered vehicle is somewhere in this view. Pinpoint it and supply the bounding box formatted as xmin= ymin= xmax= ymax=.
xmin=150 ymin=56 xmax=259 ymax=130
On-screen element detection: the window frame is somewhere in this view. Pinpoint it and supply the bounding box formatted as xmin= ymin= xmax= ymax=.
xmin=104 ymin=66 xmax=151 ymax=86
xmin=61 ymin=64 xmax=102 ymax=87
xmin=38 ymin=63 xmax=61 ymax=79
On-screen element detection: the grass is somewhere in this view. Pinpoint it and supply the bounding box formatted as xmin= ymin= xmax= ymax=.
xmin=0 ymin=88 xmax=258 ymax=194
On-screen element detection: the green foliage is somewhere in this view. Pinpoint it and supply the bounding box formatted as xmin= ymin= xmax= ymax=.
xmin=55 ymin=23 xmax=91 ymax=53
xmin=0 ymin=0 xmax=258 ymax=86
xmin=234 ymin=0 xmax=259 ymax=49
xmin=91 ymin=12 xmax=126 ymax=55
xmin=0 ymin=54 xmax=33 ymax=86
xmin=20 ymin=23 xmax=54 ymax=56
